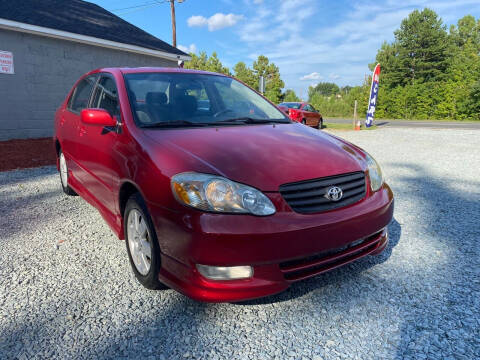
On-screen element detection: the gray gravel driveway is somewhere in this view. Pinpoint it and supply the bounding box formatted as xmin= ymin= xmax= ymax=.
xmin=1 ymin=128 xmax=479 ymax=359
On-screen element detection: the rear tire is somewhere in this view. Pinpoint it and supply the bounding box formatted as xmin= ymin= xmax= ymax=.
xmin=124 ymin=193 xmax=167 ymax=290
xmin=59 ymin=150 xmax=77 ymax=196
xmin=301 ymin=119 xmax=306 ymax=125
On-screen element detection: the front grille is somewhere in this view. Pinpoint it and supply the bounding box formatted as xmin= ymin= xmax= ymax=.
xmin=279 ymin=172 xmax=366 ymax=214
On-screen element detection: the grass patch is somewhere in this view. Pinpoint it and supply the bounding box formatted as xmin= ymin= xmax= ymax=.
xmin=325 ymin=116 xmax=480 ymax=123
xmin=323 ymin=122 xmax=377 ymax=131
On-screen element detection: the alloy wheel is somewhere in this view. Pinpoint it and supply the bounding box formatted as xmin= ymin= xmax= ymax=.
xmin=59 ymin=152 xmax=68 ymax=188
xmin=127 ymin=209 xmax=152 ymax=276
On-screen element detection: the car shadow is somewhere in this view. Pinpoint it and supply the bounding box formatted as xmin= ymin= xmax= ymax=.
xmin=385 ymin=162 xmax=480 ymax=359
xmin=235 ymin=218 xmax=401 ymax=306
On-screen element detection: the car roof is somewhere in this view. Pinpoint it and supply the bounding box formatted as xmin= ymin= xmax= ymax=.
xmin=279 ymin=102 xmax=306 ymax=105
xmin=86 ymin=67 xmax=227 ymax=77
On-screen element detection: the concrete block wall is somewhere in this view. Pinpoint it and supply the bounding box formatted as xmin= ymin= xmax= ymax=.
xmin=0 ymin=29 xmax=176 ymax=140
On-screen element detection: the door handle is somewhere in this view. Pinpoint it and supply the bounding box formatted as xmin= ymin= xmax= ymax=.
xmin=60 ymin=117 xmax=65 ymax=126
xmin=79 ymin=126 xmax=86 ymax=136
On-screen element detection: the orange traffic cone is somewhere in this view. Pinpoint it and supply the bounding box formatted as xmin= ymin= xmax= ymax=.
xmin=355 ymin=119 xmax=361 ymax=131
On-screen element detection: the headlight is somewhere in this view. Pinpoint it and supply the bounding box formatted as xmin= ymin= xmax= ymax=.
xmin=365 ymin=153 xmax=383 ymax=192
xmin=171 ymin=172 xmax=276 ymax=216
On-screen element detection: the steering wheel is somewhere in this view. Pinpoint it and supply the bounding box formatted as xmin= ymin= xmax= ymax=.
xmin=213 ymin=109 xmax=235 ymax=118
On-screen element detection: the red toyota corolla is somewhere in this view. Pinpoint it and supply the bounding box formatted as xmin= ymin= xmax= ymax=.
xmin=278 ymin=102 xmax=323 ymax=129
xmin=54 ymin=67 xmax=393 ymax=302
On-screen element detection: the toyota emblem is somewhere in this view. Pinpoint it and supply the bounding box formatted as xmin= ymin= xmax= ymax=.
xmin=326 ymin=186 xmax=343 ymax=201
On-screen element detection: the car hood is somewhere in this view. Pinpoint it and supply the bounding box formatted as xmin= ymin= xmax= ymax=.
xmin=144 ymin=123 xmax=366 ymax=191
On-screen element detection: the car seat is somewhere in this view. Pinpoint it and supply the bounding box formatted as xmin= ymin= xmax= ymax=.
xmin=146 ymin=92 xmax=170 ymax=123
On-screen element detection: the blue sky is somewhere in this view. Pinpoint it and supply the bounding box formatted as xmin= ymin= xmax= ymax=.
xmin=92 ymin=0 xmax=480 ymax=97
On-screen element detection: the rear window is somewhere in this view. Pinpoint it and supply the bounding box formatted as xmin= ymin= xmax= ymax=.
xmin=279 ymin=103 xmax=302 ymax=109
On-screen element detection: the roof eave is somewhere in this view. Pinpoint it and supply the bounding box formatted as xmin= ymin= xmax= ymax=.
xmin=0 ymin=18 xmax=191 ymax=62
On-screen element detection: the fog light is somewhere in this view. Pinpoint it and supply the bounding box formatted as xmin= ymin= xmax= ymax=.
xmin=196 ymin=264 xmax=253 ymax=280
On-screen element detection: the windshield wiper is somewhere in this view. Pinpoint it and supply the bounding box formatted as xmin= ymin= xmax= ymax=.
xmin=140 ymin=120 xmax=208 ymax=128
xmin=213 ymin=117 xmax=290 ymax=124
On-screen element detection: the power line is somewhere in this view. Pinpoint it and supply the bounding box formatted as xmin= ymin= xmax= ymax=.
xmin=115 ymin=4 xmax=159 ymax=16
xmin=112 ymin=1 xmax=167 ymax=12
xmin=112 ymin=0 xmax=188 ymax=13
xmin=110 ymin=0 xmax=188 ymax=47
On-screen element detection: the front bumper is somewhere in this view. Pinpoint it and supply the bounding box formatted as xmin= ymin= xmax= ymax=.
xmin=148 ymin=183 xmax=394 ymax=302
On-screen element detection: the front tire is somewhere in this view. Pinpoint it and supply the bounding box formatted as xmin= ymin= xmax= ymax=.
xmin=59 ymin=150 xmax=77 ymax=196
xmin=301 ymin=119 xmax=306 ymax=125
xmin=124 ymin=193 xmax=166 ymax=290
xmin=317 ymin=118 xmax=323 ymax=129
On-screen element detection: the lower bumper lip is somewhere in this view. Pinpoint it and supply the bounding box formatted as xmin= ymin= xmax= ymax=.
xmin=279 ymin=228 xmax=388 ymax=281
xmin=158 ymin=228 xmax=389 ymax=303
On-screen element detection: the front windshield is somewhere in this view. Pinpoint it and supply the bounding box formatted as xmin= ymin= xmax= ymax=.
xmin=124 ymin=72 xmax=289 ymax=128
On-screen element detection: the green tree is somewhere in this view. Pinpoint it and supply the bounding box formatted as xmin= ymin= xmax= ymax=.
xmin=450 ymin=15 xmax=480 ymax=50
xmin=184 ymin=51 xmax=230 ymax=75
xmin=233 ymin=61 xmax=257 ymax=89
xmin=184 ymin=51 xmax=208 ymax=70
xmin=370 ymin=42 xmax=401 ymax=89
xmin=465 ymin=81 xmax=480 ymax=119
xmin=282 ymin=89 xmax=300 ymax=102
xmin=370 ymin=10 xmax=480 ymax=120
xmin=252 ymin=55 xmax=285 ymax=103
xmin=308 ymin=82 xmax=369 ymax=118
xmin=393 ymin=8 xmax=450 ymax=86
xmin=206 ymin=52 xmax=230 ymax=75
xmin=309 ymin=82 xmax=340 ymax=97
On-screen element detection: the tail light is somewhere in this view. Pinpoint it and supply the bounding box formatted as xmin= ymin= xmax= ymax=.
xmin=289 ymin=109 xmax=299 ymax=119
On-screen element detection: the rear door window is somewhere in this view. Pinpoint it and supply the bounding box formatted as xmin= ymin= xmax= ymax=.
xmin=69 ymin=75 xmax=97 ymax=113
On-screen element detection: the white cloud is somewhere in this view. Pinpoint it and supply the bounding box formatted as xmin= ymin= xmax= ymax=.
xmin=300 ymin=72 xmax=323 ymax=81
xmin=187 ymin=13 xmax=244 ymax=31
xmin=187 ymin=15 xmax=208 ymax=27
xmin=329 ymin=74 xmax=341 ymax=80
xmin=177 ymin=44 xmax=197 ymax=54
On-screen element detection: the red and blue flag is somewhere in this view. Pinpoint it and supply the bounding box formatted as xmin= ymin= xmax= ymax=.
xmin=366 ymin=64 xmax=381 ymax=127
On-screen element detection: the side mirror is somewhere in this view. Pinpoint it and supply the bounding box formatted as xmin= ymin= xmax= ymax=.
xmin=81 ymin=109 xmax=117 ymax=127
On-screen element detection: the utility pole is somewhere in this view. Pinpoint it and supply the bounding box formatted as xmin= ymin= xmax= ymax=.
xmin=354 ymin=100 xmax=360 ymax=130
xmin=169 ymin=0 xmax=184 ymax=47
xmin=170 ymin=0 xmax=177 ymax=47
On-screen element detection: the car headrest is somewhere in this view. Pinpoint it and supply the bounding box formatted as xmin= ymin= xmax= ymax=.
xmin=175 ymin=94 xmax=197 ymax=117
xmin=146 ymin=92 xmax=167 ymax=106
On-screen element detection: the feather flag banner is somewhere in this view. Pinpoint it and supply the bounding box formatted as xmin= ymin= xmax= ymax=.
xmin=366 ymin=64 xmax=381 ymax=127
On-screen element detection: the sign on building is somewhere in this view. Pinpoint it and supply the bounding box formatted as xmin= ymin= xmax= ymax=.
xmin=0 ymin=50 xmax=14 ymax=74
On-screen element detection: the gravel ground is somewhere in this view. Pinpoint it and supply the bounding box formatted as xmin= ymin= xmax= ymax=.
xmin=1 ymin=128 xmax=479 ymax=360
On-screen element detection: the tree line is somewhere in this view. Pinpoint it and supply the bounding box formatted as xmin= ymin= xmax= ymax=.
xmin=307 ymin=9 xmax=480 ymax=120
xmin=372 ymin=9 xmax=480 ymax=120
xmin=183 ymin=9 xmax=480 ymax=120
xmin=184 ymin=52 xmax=288 ymax=104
